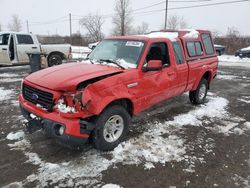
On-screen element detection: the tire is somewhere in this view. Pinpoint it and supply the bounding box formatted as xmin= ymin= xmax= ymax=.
xmin=48 ymin=54 xmax=63 ymax=67
xmin=189 ymin=78 xmax=208 ymax=105
xmin=91 ymin=105 xmax=131 ymax=151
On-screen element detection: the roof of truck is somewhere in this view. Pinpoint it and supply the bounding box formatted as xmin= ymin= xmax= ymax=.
xmin=107 ymin=29 xmax=211 ymax=42
xmin=0 ymin=31 xmax=34 ymax=35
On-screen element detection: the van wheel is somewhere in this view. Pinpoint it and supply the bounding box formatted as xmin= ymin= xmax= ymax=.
xmin=189 ymin=78 xmax=208 ymax=105
xmin=48 ymin=54 xmax=62 ymax=67
xmin=91 ymin=105 xmax=130 ymax=151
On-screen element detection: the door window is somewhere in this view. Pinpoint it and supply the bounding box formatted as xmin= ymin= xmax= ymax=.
xmin=0 ymin=34 xmax=10 ymax=45
xmin=16 ymin=34 xmax=34 ymax=44
xmin=187 ymin=41 xmax=203 ymax=57
xmin=146 ymin=42 xmax=170 ymax=67
xmin=173 ymin=42 xmax=184 ymax=64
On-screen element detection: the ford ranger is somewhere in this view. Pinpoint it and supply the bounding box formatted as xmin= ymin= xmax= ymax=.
xmin=19 ymin=29 xmax=218 ymax=150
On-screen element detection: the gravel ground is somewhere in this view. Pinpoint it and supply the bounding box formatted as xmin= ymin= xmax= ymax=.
xmin=0 ymin=58 xmax=249 ymax=188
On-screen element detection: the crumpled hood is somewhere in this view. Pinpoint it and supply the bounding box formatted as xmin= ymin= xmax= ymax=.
xmin=25 ymin=62 xmax=122 ymax=91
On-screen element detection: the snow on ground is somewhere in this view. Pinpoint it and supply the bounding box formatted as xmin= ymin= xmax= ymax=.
xmin=5 ymin=94 xmax=250 ymax=187
xmin=0 ymin=73 xmax=20 ymax=78
xmin=218 ymin=55 xmax=250 ymax=68
xmin=0 ymin=87 xmax=15 ymax=101
xmin=0 ymin=78 xmax=22 ymax=83
xmin=238 ymin=97 xmax=250 ymax=104
xmin=217 ymin=75 xmax=239 ymax=80
xmin=102 ymin=184 xmax=122 ymax=188
xmin=6 ymin=131 xmax=25 ymax=140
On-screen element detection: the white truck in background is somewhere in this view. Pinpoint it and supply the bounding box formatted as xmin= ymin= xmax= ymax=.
xmin=0 ymin=32 xmax=72 ymax=67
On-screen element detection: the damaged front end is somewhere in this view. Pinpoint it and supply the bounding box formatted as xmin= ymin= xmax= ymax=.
xmin=19 ymin=71 xmax=123 ymax=148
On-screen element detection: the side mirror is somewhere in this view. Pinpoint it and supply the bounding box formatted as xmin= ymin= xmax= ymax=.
xmin=143 ymin=60 xmax=162 ymax=72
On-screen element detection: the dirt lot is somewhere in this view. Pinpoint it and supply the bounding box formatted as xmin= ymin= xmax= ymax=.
xmin=0 ymin=57 xmax=250 ymax=188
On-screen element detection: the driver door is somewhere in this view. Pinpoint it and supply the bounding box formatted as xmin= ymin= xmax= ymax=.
xmin=138 ymin=41 xmax=178 ymax=110
xmin=0 ymin=33 xmax=11 ymax=65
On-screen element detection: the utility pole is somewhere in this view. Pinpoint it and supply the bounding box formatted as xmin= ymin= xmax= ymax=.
xmin=164 ymin=0 xmax=169 ymax=30
xmin=26 ymin=20 xmax=29 ymax=33
xmin=69 ymin=13 xmax=72 ymax=44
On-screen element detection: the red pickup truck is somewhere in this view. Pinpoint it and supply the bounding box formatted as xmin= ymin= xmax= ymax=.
xmin=19 ymin=29 xmax=218 ymax=150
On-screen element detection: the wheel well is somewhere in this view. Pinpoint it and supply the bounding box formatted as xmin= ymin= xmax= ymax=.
xmin=106 ymin=99 xmax=133 ymax=116
xmin=203 ymin=71 xmax=211 ymax=88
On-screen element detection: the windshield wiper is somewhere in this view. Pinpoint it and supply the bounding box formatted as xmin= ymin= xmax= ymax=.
xmin=99 ymin=59 xmax=125 ymax=70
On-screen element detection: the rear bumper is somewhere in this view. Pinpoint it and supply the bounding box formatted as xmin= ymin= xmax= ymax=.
xmin=19 ymin=95 xmax=95 ymax=147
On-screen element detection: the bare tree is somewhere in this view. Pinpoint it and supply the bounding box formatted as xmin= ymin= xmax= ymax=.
xmin=167 ymin=14 xmax=188 ymax=30
xmin=112 ymin=0 xmax=133 ymax=36
xmin=8 ymin=14 xmax=22 ymax=32
xmin=226 ymin=27 xmax=240 ymax=38
xmin=225 ymin=27 xmax=241 ymax=54
xmin=80 ymin=13 xmax=104 ymax=42
xmin=0 ymin=23 xmax=2 ymax=31
xmin=132 ymin=22 xmax=149 ymax=35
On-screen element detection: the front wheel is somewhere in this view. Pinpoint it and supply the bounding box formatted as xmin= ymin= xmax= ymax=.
xmin=91 ymin=105 xmax=131 ymax=151
xmin=189 ymin=78 xmax=208 ymax=105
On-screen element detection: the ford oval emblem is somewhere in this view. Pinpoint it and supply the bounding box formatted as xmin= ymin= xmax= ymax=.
xmin=31 ymin=93 xmax=39 ymax=100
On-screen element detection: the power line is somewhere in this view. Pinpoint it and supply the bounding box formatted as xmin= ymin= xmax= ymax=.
xmin=131 ymin=0 xmax=212 ymax=13
xmin=129 ymin=0 xmax=250 ymax=15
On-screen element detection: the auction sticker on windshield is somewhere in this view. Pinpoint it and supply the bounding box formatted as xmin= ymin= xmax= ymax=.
xmin=125 ymin=41 xmax=143 ymax=47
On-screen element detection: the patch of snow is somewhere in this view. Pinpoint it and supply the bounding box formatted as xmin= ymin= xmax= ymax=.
xmin=117 ymin=59 xmax=137 ymax=69
xmin=0 ymin=87 xmax=15 ymax=101
xmin=214 ymin=44 xmax=225 ymax=48
xmin=217 ymin=75 xmax=238 ymax=80
xmin=244 ymin=122 xmax=250 ymax=130
xmin=0 ymin=73 xmax=20 ymax=78
xmin=233 ymin=128 xmax=244 ymax=135
xmin=183 ymin=29 xmax=199 ymax=39
xmin=143 ymin=32 xmax=178 ymax=42
xmin=112 ymin=134 xmax=186 ymax=167
xmin=2 ymin=181 xmax=23 ymax=188
xmin=102 ymin=184 xmax=122 ymax=188
xmin=25 ymin=150 xmax=112 ymax=187
xmin=238 ymin=98 xmax=250 ymax=104
xmin=0 ymin=78 xmax=22 ymax=83
xmin=144 ymin=162 xmax=155 ymax=170
xmin=240 ymin=46 xmax=250 ymax=51
xmin=169 ymin=96 xmax=228 ymax=127
xmin=219 ymin=55 xmax=250 ymax=69
xmin=6 ymin=131 xmax=25 ymax=140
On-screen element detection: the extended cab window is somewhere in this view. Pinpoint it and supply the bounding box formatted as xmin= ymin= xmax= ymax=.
xmin=146 ymin=42 xmax=169 ymax=67
xmin=201 ymin=34 xmax=214 ymax=55
xmin=187 ymin=41 xmax=203 ymax=57
xmin=17 ymin=34 xmax=34 ymax=44
xmin=0 ymin=34 xmax=10 ymax=45
xmin=173 ymin=42 xmax=184 ymax=64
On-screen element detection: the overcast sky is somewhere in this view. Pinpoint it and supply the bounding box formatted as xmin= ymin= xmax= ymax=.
xmin=0 ymin=0 xmax=250 ymax=37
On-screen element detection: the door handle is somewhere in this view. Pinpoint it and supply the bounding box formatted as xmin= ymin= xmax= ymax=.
xmin=2 ymin=48 xmax=7 ymax=50
xmin=32 ymin=47 xmax=38 ymax=49
xmin=167 ymin=72 xmax=175 ymax=76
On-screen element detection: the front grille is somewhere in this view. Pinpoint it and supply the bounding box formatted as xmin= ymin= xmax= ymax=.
xmin=23 ymin=83 xmax=54 ymax=111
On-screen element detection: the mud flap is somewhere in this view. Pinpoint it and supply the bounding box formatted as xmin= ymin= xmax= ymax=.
xmin=26 ymin=118 xmax=43 ymax=134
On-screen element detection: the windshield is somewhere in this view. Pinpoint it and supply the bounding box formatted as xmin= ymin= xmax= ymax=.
xmin=88 ymin=39 xmax=145 ymax=69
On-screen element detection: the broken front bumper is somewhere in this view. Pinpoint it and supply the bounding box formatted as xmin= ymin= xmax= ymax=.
xmin=19 ymin=95 xmax=95 ymax=147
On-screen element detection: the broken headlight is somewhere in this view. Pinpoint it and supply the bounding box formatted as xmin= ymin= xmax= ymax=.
xmin=55 ymin=91 xmax=83 ymax=113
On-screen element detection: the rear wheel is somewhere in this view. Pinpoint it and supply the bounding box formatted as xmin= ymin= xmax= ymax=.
xmin=189 ymin=78 xmax=208 ymax=105
xmin=91 ymin=105 xmax=130 ymax=151
xmin=48 ymin=54 xmax=63 ymax=67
